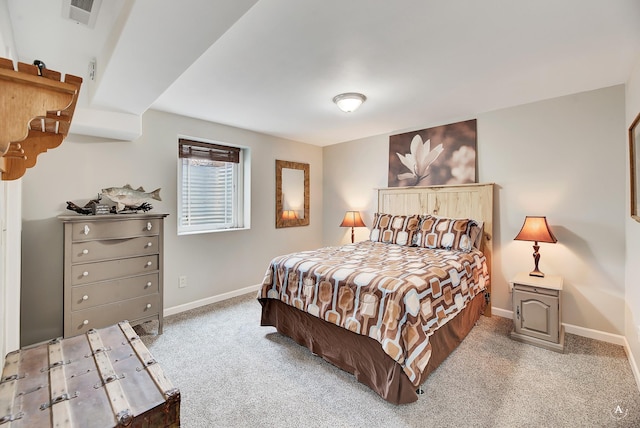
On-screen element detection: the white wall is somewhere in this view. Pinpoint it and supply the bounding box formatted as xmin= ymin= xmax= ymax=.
xmin=324 ymin=85 xmax=626 ymax=336
xmin=0 ymin=0 xmax=7 ymax=365
xmin=20 ymin=109 xmax=323 ymax=345
xmin=0 ymin=0 xmax=21 ymax=362
xmin=1 ymin=182 xmax=21 ymax=354
xmin=625 ymin=55 xmax=640 ymax=383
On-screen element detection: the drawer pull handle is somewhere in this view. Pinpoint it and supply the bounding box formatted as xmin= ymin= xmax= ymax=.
xmin=82 ymin=249 xmax=89 ymax=255
xmin=83 ymin=225 xmax=90 ymax=235
xmin=146 ymin=242 xmax=153 ymax=248
xmin=82 ymin=271 xmax=89 ymax=277
xmin=82 ymin=295 xmax=89 ymax=301
xmin=146 ymin=222 xmax=153 ymax=231
xmin=146 ymin=281 xmax=152 ymax=288
xmin=146 ymin=304 xmax=152 ymax=309
xmin=146 ymin=261 xmax=152 ymax=267
xmin=83 ymin=320 xmax=89 ymax=325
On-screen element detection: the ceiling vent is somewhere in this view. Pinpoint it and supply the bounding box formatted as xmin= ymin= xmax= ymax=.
xmin=62 ymin=0 xmax=102 ymax=28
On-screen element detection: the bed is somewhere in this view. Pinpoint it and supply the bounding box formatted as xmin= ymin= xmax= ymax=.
xmin=258 ymin=183 xmax=493 ymax=404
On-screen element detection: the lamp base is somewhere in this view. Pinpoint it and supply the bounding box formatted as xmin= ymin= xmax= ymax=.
xmin=529 ymin=243 xmax=545 ymax=277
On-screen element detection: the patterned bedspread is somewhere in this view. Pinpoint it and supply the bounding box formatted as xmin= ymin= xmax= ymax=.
xmin=259 ymin=240 xmax=489 ymax=386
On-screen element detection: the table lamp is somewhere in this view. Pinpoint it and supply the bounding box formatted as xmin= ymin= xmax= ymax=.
xmin=514 ymin=216 xmax=557 ymax=277
xmin=340 ymin=211 xmax=366 ymax=243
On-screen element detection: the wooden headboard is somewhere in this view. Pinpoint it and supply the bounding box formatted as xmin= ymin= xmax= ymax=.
xmin=377 ymin=183 xmax=494 ymax=316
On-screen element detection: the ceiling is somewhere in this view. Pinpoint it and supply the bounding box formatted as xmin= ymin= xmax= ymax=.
xmin=5 ymin=0 xmax=640 ymax=146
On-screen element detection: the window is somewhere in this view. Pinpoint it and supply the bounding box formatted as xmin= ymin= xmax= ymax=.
xmin=178 ymin=138 xmax=249 ymax=235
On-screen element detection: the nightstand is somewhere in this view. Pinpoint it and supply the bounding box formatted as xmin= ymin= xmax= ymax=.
xmin=510 ymin=272 xmax=564 ymax=353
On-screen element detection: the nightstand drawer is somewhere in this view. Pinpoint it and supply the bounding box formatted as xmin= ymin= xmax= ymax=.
xmin=70 ymin=236 xmax=159 ymax=262
xmin=70 ymin=218 xmax=160 ymax=241
xmin=513 ymin=283 xmax=559 ymax=297
xmin=68 ymin=293 xmax=160 ymax=336
xmin=70 ymin=255 xmax=158 ymax=285
xmin=70 ymin=273 xmax=159 ymax=310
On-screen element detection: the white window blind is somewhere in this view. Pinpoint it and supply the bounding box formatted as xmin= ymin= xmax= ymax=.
xmin=178 ymin=139 xmax=243 ymax=234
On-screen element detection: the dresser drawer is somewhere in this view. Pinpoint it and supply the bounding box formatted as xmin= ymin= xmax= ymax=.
xmin=68 ymin=294 xmax=160 ymax=336
xmin=71 ymin=218 xmax=161 ymax=241
xmin=71 ymin=236 xmax=159 ymax=263
xmin=71 ymin=273 xmax=159 ymax=310
xmin=71 ymin=255 xmax=158 ymax=285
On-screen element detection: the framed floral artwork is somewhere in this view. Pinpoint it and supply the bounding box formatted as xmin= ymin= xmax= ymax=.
xmin=388 ymin=119 xmax=477 ymax=187
xmin=629 ymin=112 xmax=640 ymax=222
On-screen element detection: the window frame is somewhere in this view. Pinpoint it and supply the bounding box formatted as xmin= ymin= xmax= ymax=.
xmin=177 ymin=137 xmax=250 ymax=235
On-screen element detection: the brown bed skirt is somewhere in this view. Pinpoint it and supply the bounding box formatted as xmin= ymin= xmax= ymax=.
xmin=259 ymin=292 xmax=487 ymax=404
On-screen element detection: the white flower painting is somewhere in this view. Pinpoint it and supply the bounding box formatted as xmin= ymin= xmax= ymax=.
xmin=396 ymin=135 xmax=444 ymax=183
xmin=388 ymin=119 xmax=477 ymax=187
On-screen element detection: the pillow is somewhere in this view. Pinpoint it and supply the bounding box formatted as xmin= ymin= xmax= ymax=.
xmin=469 ymin=220 xmax=484 ymax=249
xmin=369 ymin=213 xmax=420 ymax=246
xmin=413 ymin=215 xmax=477 ymax=252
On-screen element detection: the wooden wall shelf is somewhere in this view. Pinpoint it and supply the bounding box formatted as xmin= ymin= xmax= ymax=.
xmin=0 ymin=57 xmax=82 ymax=181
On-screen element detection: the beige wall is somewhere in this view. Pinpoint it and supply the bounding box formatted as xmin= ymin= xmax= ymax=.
xmin=324 ymin=85 xmax=626 ymax=335
xmin=20 ymin=109 xmax=323 ymax=346
xmin=625 ymin=55 xmax=640 ymax=381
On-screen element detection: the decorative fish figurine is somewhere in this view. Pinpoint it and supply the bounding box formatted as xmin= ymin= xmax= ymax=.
xmin=101 ymin=184 xmax=161 ymax=212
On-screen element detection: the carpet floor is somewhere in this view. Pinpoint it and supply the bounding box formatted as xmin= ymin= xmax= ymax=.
xmin=137 ymin=292 xmax=640 ymax=427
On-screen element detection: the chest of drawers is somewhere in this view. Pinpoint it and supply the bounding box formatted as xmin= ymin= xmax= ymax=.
xmin=59 ymin=214 xmax=168 ymax=337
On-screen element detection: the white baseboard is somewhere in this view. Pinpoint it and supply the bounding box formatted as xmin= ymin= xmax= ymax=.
xmin=164 ymin=284 xmax=261 ymax=317
xmin=490 ymin=307 xmax=626 ymax=346
xmin=622 ymin=337 xmax=640 ymax=393
xmin=562 ymin=323 xmax=626 ymax=346
xmin=490 ymin=306 xmax=512 ymax=319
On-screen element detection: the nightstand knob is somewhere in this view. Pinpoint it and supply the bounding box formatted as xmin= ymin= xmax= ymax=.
xmin=146 ymin=242 xmax=153 ymax=248
xmin=83 ymin=225 xmax=90 ymax=235
xmin=146 ymin=222 xmax=153 ymax=231
xmin=146 ymin=303 xmax=152 ymax=309
xmin=146 ymin=261 xmax=152 ymax=267
xmin=146 ymin=281 xmax=152 ymax=288
xmin=82 ymin=249 xmax=89 ymax=255
xmin=82 ymin=271 xmax=89 ymax=277
xmin=83 ymin=319 xmax=89 ymax=325
xmin=82 ymin=295 xmax=89 ymax=301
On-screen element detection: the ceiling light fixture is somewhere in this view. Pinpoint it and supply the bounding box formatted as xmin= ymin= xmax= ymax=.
xmin=332 ymin=92 xmax=366 ymax=113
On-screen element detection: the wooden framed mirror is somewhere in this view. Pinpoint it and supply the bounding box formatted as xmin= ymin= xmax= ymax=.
xmin=630 ymin=112 xmax=640 ymax=222
xmin=276 ymin=160 xmax=309 ymax=228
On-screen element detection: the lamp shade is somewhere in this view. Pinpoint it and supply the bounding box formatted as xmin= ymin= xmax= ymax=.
xmin=332 ymin=93 xmax=366 ymax=113
xmin=340 ymin=211 xmax=366 ymax=228
xmin=514 ymin=216 xmax=557 ymax=243
xmin=340 ymin=211 xmax=366 ymax=244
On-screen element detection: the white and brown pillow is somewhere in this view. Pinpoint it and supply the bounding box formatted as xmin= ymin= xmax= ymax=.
xmin=414 ymin=215 xmax=476 ymax=252
xmin=369 ymin=213 xmax=420 ymax=246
